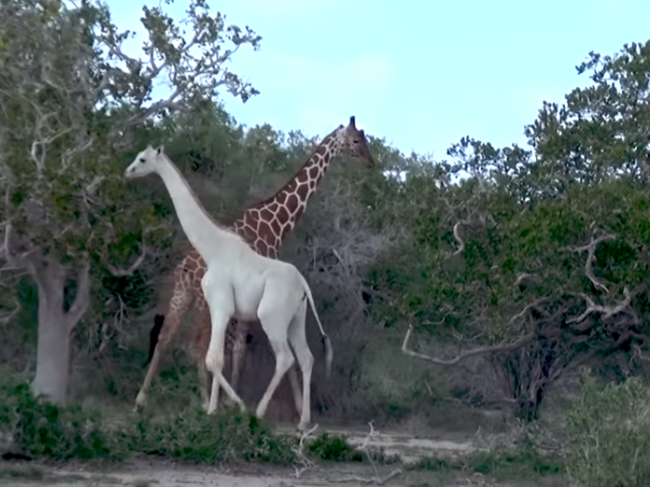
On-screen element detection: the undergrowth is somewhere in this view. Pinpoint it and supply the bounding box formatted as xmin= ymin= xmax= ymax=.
xmin=407 ymin=442 xmax=564 ymax=480
xmin=0 ymin=381 xmax=372 ymax=466
xmin=0 ymin=380 xmax=566 ymax=485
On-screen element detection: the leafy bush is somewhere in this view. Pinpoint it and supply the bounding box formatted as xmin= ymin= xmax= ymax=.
xmin=307 ymin=433 xmax=363 ymax=462
xmin=0 ymin=383 xmax=128 ymax=460
xmin=133 ymin=404 xmax=295 ymax=464
xmin=469 ymin=442 xmax=563 ymax=478
xmin=0 ymin=381 xmax=367 ymax=467
xmin=566 ymin=375 xmax=650 ymax=487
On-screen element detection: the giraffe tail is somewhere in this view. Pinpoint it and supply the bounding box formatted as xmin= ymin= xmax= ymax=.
xmin=145 ymin=314 xmax=165 ymax=366
xmin=298 ymin=273 xmax=333 ymax=380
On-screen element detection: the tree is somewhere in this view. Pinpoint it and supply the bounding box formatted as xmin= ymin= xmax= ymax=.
xmin=391 ymin=41 xmax=650 ymax=420
xmin=0 ymin=0 xmax=260 ymax=404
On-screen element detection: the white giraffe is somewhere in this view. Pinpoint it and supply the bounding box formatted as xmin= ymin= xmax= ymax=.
xmin=124 ymin=145 xmax=332 ymax=430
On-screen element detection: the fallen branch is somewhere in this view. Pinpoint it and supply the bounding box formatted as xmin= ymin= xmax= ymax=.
xmin=402 ymin=325 xmax=535 ymax=366
xmin=332 ymin=422 xmax=402 ymax=485
xmin=291 ymin=423 xmax=319 ymax=479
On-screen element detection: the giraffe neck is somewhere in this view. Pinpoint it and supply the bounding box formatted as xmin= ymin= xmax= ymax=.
xmin=155 ymin=154 xmax=242 ymax=265
xmin=246 ymin=130 xmax=341 ymax=244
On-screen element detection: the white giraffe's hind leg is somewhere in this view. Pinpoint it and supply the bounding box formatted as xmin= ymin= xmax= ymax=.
xmin=287 ymin=302 xmax=314 ymax=431
xmin=254 ymin=291 xmax=296 ymax=420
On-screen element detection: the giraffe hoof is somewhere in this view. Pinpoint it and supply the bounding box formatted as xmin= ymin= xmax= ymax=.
xmin=297 ymin=421 xmax=313 ymax=433
xmin=134 ymin=392 xmax=147 ymax=408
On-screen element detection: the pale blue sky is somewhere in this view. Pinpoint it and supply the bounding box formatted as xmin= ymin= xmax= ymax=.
xmin=109 ymin=0 xmax=650 ymax=158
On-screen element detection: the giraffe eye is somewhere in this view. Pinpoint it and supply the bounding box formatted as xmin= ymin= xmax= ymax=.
xmin=139 ymin=158 xmax=146 ymax=163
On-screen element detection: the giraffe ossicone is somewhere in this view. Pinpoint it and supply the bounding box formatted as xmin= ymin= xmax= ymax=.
xmin=133 ymin=116 xmax=374 ymax=416
xmin=125 ymin=146 xmax=332 ymax=430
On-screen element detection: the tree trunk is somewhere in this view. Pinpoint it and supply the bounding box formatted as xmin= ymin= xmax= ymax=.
xmin=498 ymin=339 xmax=557 ymax=422
xmin=29 ymin=254 xmax=91 ymax=405
xmin=32 ymin=304 xmax=72 ymax=404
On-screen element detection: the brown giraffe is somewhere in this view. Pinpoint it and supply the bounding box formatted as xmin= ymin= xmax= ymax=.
xmin=134 ymin=116 xmax=374 ymax=411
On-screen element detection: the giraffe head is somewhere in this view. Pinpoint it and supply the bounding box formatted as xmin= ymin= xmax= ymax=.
xmin=332 ymin=116 xmax=374 ymax=167
xmin=125 ymin=145 xmax=165 ymax=179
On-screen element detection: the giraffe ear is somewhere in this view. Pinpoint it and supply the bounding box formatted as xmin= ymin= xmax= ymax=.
xmin=349 ymin=116 xmax=356 ymax=128
xmin=156 ymin=145 xmax=164 ymax=155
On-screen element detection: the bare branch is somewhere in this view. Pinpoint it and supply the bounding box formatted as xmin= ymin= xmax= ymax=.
xmin=332 ymin=422 xmax=402 ymax=485
xmin=103 ymin=243 xmax=147 ymax=277
xmin=632 ymin=344 xmax=650 ymax=363
xmin=452 ymin=219 xmax=468 ymax=255
xmin=567 ymin=287 xmax=633 ymax=324
xmin=565 ymin=232 xmax=616 ymax=294
xmin=515 ymin=272 xmax=541 ymax=286
xmin=291 ymin=424 xmax=318 ymax=479
xmin=401 ymin=324 xmax=535 ymax=366
xmin=0 ymin=298 xmax=21 ymax=326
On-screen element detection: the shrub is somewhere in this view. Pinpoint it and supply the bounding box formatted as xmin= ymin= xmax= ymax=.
xmin=566 ymin=375 xmax=650 ymax=487
xmin=0 ymin=383 xmax=128 ymax=460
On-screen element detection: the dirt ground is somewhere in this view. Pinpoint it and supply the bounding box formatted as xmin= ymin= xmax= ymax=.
xmin=0 ymin=426 xmax=566 ymax=487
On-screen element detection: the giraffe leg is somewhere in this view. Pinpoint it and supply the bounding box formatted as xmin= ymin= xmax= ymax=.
xmin=134 ymin=272 xmax=193 ymax=411
xmin=206 ymin=317 xmax=245 ymax=413
xmin=287 ymin=364 xmax=303 ymax=416
xmin=254 ymin=290 xmax=296 ymax=421
xmin=230 ymin=320 xmax=248 ymax=391
xmin=190 ymin=294 xmax=212 ymax=411
xmin=287 ymin=303 xmax=314 ymax=431
xmin=202 ymin=276 xmax=245 ymax=413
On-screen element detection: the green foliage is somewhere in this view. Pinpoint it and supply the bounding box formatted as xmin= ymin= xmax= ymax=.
xmin=133 ymin=405 xmax=294 ymax=464
xmin=0 ymin=381 xmax=377 ymax=467
xmin=0 ymin=382 xmax=295 ymax=464
xmin=0 ymin=383 xmax=127 ymax=461
xmin=566 ymin=375 xmax=650 ymax=487
xmin=468 ymin=443 xmax=563 ymax=479
xmin=366 ymin=40 xmax=650 ymax=419
xmin=307 ymin=433 xmax=363 ymax=462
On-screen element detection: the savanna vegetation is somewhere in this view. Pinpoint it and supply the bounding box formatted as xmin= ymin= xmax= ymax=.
xmin=2 ymin=0 xmax=650 ymax=485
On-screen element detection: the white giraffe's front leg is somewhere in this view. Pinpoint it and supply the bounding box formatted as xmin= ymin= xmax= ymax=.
xmin=202 ymin=273 xmax=245 ymax=414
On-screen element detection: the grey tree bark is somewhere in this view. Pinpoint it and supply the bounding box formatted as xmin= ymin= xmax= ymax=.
xmin=29 ymin=254 xmax=90 ymax=404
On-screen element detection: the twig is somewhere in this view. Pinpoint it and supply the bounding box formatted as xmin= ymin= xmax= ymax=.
xmin=332 ymin=422 xmax=402 ymax=485
xmin=291 ymin=423 xmax=319 ymax=479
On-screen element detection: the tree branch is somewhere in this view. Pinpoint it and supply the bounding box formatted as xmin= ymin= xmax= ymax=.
xmin=401 ymin=324 xmax=535 ymax=366
xmin=452 ymin=219 xmax=469 ymax=255
xmin=66 ymin=259 xmax=91 ymax=330
xmin=567 ymin=287 xmax=633 ymax=324
xmin=565 ymin=232 xmax=615 ymax=294
xmin=103 ymin=243 xmax=147 ymax=277
xmin=0 ymin=297 xmax=21 ymax=326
